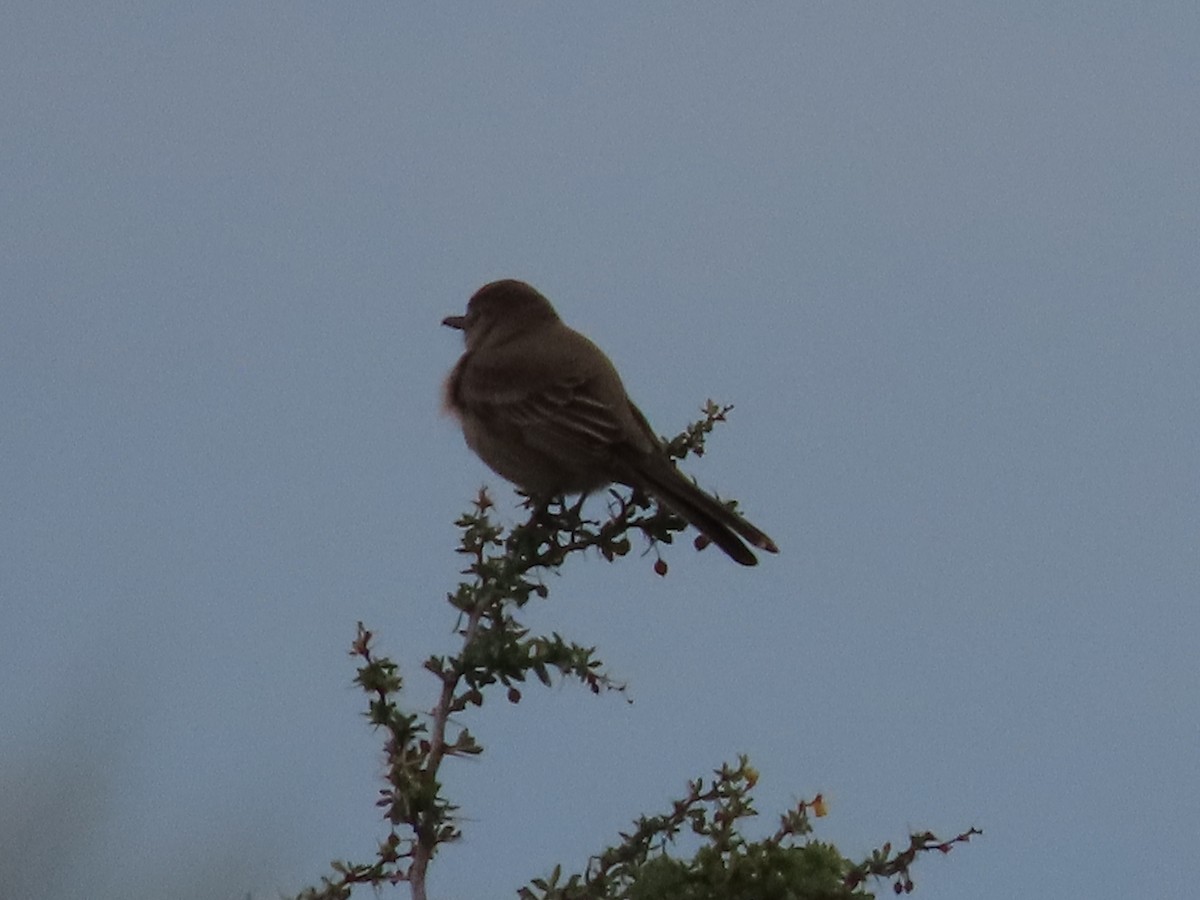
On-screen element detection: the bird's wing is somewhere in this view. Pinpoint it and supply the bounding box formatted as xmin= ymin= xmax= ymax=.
xmin=508 ymin=373 xmax=625 ymax=448
xmin=456 ymin=329 xmax=654 ymax=465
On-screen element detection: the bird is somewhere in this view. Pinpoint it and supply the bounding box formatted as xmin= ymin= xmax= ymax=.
xmin=441 ymin=279 xmax=778 ymax=566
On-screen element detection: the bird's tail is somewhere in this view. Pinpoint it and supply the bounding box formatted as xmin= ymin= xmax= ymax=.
xmin=632 ymin=458 xmax=779 ymax=566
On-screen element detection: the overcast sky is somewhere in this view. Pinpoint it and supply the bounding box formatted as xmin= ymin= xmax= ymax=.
xmin=3 ymin=4 xmax=1198 ymax=899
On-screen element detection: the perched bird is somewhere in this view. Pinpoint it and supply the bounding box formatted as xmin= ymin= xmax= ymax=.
xmin=441 ymin=279 xmax=778 ymax=566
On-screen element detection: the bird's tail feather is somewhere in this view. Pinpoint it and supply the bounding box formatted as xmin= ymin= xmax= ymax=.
xmin=634 ymin=459 xmax=778 ymax=566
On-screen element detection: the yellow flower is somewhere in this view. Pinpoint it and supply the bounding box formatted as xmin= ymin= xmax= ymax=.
xmin=811 ymin=794 xmax=828 ymax=817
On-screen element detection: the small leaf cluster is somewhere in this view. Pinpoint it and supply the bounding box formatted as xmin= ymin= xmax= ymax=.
xmin=661 ymin=399 xmax=733 ymax=461
xmin=844 ymin=827 xmax=984 ymax=895
xmin=520 ymin=756 xmax=860 ymax=900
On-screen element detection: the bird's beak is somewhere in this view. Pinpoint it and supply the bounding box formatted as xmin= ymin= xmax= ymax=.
xmin=442 ymin=314 xmax=468 ymax=330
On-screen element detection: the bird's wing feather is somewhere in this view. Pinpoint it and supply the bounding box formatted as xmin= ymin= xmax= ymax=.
xmin=508 ymin=375 xmax=624 ymax=448
xmin=456 ymin=328 xmax=653 ymax=464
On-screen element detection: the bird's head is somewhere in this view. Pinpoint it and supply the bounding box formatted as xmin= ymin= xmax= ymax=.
xmin=443 ymin=280 xmax=562 ymax=350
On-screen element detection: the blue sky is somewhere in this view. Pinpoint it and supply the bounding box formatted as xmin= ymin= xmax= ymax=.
xmin=3 ymin=4 xmax=1198 ymax=898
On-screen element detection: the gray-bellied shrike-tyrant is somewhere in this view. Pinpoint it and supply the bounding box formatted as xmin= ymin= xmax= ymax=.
xmin=441 ymin=279 xmax=779 ymax=566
